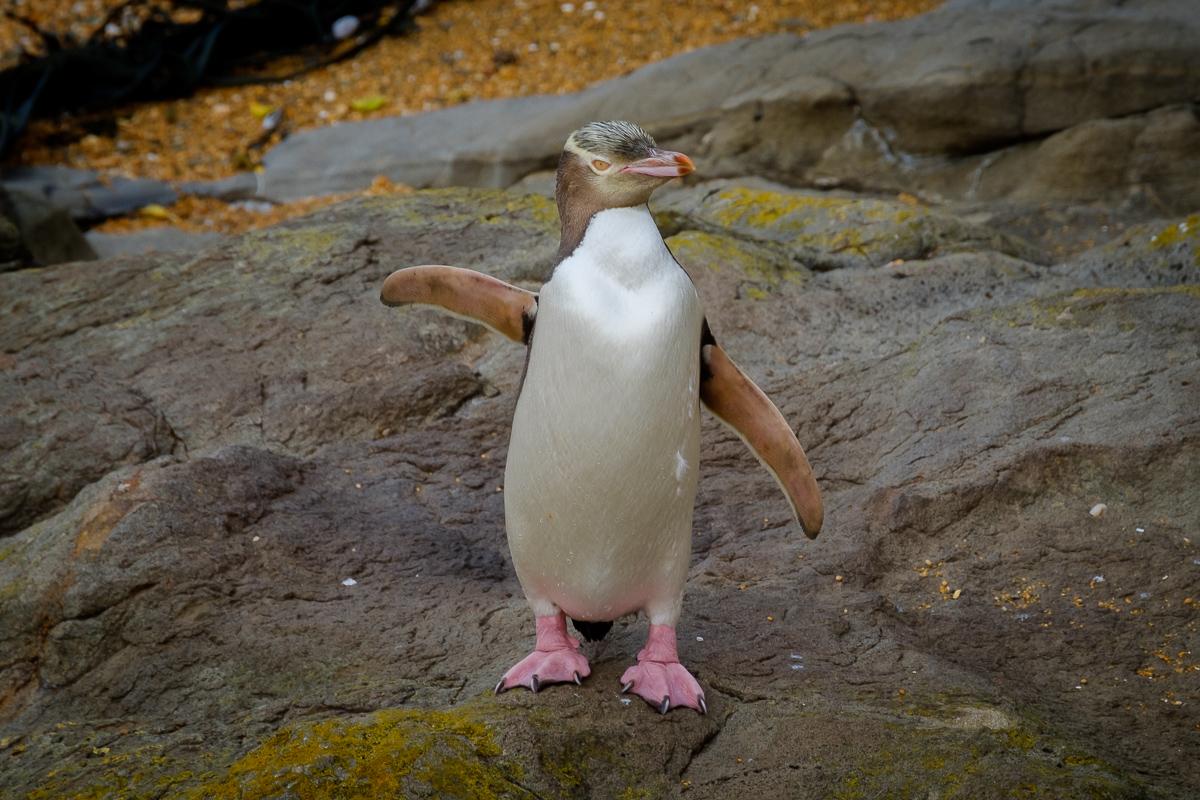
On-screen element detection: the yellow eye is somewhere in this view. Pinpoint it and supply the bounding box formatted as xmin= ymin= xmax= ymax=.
xmin=591 ymin=159 xmax=611 ymax=172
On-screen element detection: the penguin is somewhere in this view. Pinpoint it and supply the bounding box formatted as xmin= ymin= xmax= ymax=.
xmin=380 ymin=120 xmax=822 ymax=714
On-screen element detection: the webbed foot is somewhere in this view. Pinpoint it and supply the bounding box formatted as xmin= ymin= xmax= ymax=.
xmin=619 ymin=624 xmax=705 ymax=714
xmin=496 ymin=614 xmax=591 ymax=694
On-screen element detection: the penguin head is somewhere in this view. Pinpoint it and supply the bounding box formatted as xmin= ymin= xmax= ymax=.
xmin=557 ymin=120 xmax=694 ymax=211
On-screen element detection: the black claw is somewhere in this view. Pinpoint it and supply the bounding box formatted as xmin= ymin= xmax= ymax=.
xmin=660 ymin=695 xmax=671 ymax=715
xmin=574 ymin=671 xmax=582 ymax=686
xmin=531 ymin=674 xmax=540 ymax=694
xmin=621 ymin=681 xmax=634 ymax=694
xmin=698 ymin=695 xmax=708 ymax=715
xmin=494 ymin=678 xmax=506 ymax=695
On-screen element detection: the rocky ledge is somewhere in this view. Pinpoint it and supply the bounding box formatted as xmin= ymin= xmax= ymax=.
xmin=1 ymin=180 xmax=1197 ymax=797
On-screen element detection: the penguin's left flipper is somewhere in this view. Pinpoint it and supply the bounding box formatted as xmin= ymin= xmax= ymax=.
xmin=380 ymin=265 xmax=537 ymax=344
xmin=699 ymin=332 xmax=824 ymax=539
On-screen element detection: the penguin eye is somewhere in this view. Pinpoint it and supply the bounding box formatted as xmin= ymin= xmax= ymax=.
xmin=591 ymin=159 xmax=611 ymax=172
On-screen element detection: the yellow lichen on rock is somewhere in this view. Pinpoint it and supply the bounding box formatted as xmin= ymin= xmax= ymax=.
xmin=667 ymin=229 xmax=756 ymax=273
xmin=709 ymin=186 xmax=839 ymax=231
xmin=1148 ymin=214 xmax=1199 ymax=249
xmin=187 ymin=706 xmax=526 ymax=800
xmin=666 ymin=229 xmax=807 ymax=297
xmin=707 ymin=186 xmax=918 ymax=231
xmin=1105 ymin=213 xmax=1200 ymax=267
xmin=667 ymin=184 xmax=947 ymax=270
xmin=504 ymin=192 xmax=560 ymax=228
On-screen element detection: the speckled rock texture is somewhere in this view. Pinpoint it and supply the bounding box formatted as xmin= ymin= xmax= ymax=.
xmin=1 ymin=183 xmax=1197 ymax=798
xmin=261 ymin=0 xmax=1200 ymax=216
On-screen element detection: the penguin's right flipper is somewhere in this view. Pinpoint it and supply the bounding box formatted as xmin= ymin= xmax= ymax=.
xmin=699 ymin=324 xmax=823 ymax=539
xmin=381 ymin=265 xmax=537 ymax=344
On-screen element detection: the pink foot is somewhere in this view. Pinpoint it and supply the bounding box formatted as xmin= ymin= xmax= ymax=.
xmin=496 ymin=614 xmax=591 ymax=694
xmin=620 ymin=624 xmax=706 ymax=714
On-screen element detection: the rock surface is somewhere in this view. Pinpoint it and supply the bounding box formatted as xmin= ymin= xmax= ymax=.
xmin=262 ymin=0 xmax=1200 ymax=214
xmin=1 ymin=181 xmax=1197 ymax=798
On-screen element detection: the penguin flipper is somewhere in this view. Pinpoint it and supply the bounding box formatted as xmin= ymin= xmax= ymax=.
xmin=699 ymin=336 xmax=823 ymax=539
xmin=380 ymin=265 xmax=537 ymax=344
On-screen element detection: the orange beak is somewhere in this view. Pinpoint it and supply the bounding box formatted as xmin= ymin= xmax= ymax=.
xmin=620 ymin=149 xmax=695 ymax=178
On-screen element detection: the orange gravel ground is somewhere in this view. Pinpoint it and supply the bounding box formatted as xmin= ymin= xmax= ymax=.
xmin=3 ymin=0 xmax=940 ymax=233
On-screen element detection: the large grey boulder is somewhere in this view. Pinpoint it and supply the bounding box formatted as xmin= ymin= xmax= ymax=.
xmin=1 ymin=185 xmax=1197 ymax=798
xmin=262 ymin=0 xmax=1200 ymax=213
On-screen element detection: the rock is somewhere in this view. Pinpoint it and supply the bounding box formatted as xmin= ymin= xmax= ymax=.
xmin=507 ymin=169 xmax=557 ymax=197
xmin=0 ymin=165 xmax=177 ymax=223
xmin=176 ymin=171 xmax=261 ymax=201
xmin=973 ymin=104 xmax=1200 ymax=211
xmin=85 ymin=227 xmax=227 ymax=259
xmin=262 ymin=93 xmax=567 ymax=198
xmin=262 ymin=0 xmax=1200 ymax=213
xmin=0 ymin=359 xmax=182 ymax=537
xmin=0 ymin=187 xmax=96 ymax=268
xmin=1 ymin=185 xmax=1197 ymax=798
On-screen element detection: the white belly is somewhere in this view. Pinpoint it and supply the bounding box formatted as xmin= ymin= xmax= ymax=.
xmin=504 ymin=207 xmax=702 ymax=622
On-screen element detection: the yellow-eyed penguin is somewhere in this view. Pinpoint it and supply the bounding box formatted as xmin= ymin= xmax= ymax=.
xmin=380 ymin=121 xmax=822 ymax=714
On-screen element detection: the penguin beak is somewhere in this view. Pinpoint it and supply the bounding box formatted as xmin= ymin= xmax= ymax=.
xmin=621 ymin=149 xmax=695 ymax=178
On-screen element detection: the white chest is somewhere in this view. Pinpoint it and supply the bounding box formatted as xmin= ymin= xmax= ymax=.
xmin=539 ymin=206 xmax=695 ymax=344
